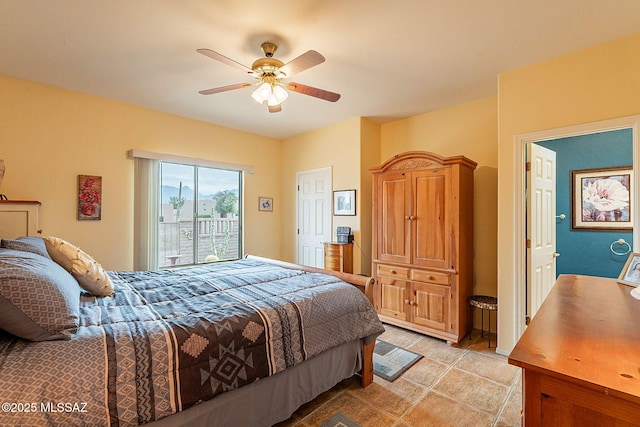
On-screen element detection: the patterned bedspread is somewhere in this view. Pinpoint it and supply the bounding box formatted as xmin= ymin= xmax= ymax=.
xmin=0 ymin=258 xmax=384 ymax=426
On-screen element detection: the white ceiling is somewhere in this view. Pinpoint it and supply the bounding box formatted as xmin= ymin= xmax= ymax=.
xmin=1 ymin=1 xmax=640 ymax=140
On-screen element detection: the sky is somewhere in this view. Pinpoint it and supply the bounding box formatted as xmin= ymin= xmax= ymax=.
xmin=161 ymin=162 xmax=240 ymax=196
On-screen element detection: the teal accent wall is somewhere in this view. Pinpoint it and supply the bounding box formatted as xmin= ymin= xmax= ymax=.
xmin=537 ymin=129 xmax=632 ymax=278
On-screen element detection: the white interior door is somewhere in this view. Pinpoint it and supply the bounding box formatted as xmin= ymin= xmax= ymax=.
xmin=296 ymin=167 xmax=332 ymax=267
xmin=527 ymin=143 xmax=557 ymax=321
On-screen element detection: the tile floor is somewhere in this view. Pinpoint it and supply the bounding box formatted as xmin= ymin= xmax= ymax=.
xmin=276 ymin=325 xmax=522 ymax=427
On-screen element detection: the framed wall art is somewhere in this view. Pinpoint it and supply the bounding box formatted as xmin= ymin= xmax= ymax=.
xmin=258 ymin=197 xmax=273 ymax=212
xmin=333 ymin=189 xmax=356 ymax=216
xmin=78 ymin=175 xmax=102 ymax=220
xmin=571 ymin=166 xmax=632 ymax=230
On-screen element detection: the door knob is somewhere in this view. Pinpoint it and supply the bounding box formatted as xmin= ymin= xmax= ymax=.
xmin=552 ymin=252 xmax=560 ymax=257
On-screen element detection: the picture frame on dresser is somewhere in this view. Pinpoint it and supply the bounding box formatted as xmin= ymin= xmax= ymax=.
xmin=617 ymin=252 xmax=640 ymax=287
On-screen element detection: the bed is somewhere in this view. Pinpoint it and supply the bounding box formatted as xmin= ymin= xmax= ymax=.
xmin=0 ymin=237 xmax=384 ymax=427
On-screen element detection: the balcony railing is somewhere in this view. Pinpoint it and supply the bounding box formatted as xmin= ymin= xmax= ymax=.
xmin=194 ymin=217 xmax=239 ymax=235
xmin=159 ymin=217 xmax=239 ymax=267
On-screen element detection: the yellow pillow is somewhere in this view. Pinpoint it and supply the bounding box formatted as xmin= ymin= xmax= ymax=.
xmin=44 ymin=236 xmax=114 ymax=297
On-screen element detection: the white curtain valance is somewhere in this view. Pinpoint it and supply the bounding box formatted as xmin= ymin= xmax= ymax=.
xmin=127 ymin=149 xmax=254 ymax=174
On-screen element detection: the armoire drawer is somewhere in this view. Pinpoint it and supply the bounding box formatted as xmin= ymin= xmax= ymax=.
xmin=376 ymin=264 xmax=409 ymax=280
xmin=411 ymin=270 xmax=450 ymax=285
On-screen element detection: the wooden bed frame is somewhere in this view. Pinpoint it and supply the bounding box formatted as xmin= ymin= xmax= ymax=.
xmin=245 ymin=254 xmax=376 ymax=387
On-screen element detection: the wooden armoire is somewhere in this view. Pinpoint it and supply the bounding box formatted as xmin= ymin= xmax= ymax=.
xmin=370 ymin=151 xmax=476 ymax=344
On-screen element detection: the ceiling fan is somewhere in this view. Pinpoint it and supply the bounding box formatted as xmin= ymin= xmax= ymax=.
xmin=197 ymin=42 xmax=341 ymax=113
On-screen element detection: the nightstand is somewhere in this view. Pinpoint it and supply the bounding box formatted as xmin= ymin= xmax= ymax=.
xmin=323 ymin=242 xmax=353 ymax=273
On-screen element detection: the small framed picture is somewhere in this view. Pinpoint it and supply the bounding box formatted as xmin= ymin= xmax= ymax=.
xmin=333 ymin=190 xmax=356 ymax=216
xmin=618 ymin=252 xmax=640 ymax=287
xmin=258 ymin=197 xmax=273 ymax=212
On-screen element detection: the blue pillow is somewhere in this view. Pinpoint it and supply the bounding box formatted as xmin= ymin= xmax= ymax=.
xmin=1 ymin=236 xmax=51 ymax=259
xmin=0 ymin=248 xmax=81 ymax=341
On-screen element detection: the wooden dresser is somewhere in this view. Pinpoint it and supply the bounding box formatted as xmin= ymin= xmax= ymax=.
xmin=0 ymin=200 xmax=41 ymax=238
xmin=370 ymin=151 xmax=476 ymax=344
xmin=509 ymin=275 xmax=640 ymax=426
xmin=323 ymin=242 xmax=353 ymax=273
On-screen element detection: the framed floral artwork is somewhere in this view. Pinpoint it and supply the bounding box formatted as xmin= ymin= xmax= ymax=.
xmin=78 ymin=175 xmax=102 ymax=220
xmin=570 ymin=166 xmax=632 ymax=230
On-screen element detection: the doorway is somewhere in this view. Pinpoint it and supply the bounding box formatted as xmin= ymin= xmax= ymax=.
xmin=535 ymin=130 xmax=633 ymax=276
xmin=513 ymin=116 xmax=640 ymax=344
xmin=526 ymin=130 xmax=633 ymax=320
xmin=296 ymin=167 xmax=332 ymax=268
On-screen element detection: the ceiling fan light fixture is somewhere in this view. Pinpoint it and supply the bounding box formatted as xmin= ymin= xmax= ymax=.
xmin=272 ymin=85 xmax=289 ymax=103
xmin=251 ymin=82 xmax=272 ymax=104
xmin=267 ymin=93 xmax=280 ymax=106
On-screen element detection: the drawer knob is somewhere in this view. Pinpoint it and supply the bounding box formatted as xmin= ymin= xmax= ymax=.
xmin=391 ymin=270 xmax=397 ymax=274
xmin=428 ymin=276 xmax=435 ymax=280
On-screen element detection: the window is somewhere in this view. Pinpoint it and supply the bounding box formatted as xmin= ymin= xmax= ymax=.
xmin=158 ymin=162 xmax=242 ymax=268
xmin=130 ymin=149 xmax=252 ymax=271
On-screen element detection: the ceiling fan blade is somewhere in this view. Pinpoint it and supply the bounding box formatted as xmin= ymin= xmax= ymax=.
xmin=279 ymin=50 xmax=325 ymax=78
xmin=197 ymin=48 xmax=254 ymax=75
xmin=287 ymin=82 xmax=341 ymax=102
xmin=268 ymin=104 xmax=282 ymax=113
xmin=198 ymin=83 xmax=252 ymax=95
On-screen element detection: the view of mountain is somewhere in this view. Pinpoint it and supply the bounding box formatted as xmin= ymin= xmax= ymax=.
xmin=161 ymin=185 xmax=239 ymax=204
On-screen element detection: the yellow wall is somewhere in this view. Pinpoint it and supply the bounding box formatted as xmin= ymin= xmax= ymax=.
xmin=497 ymin=33 xmax=640 ymax=353
xmin=380 ymin=96 xmax=499 ymax=304
xmin=359 ymin=118 xmax=382 ymax=275
xmin=280 ymin=118 xmax=366 ymax=271
xmin=0 ymin=74 xmax=282 ymax=270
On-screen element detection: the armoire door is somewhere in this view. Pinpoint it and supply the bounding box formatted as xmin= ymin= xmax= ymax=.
xmin=376 ymin=171 xmax=412 ymax=264
xmin=410 ymin=282 xmax=449 ymax=331
xmin=378 ymin=276 xmax=408 ymax=320
xmin=412 ymin=169 xmax=451 ymax=269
